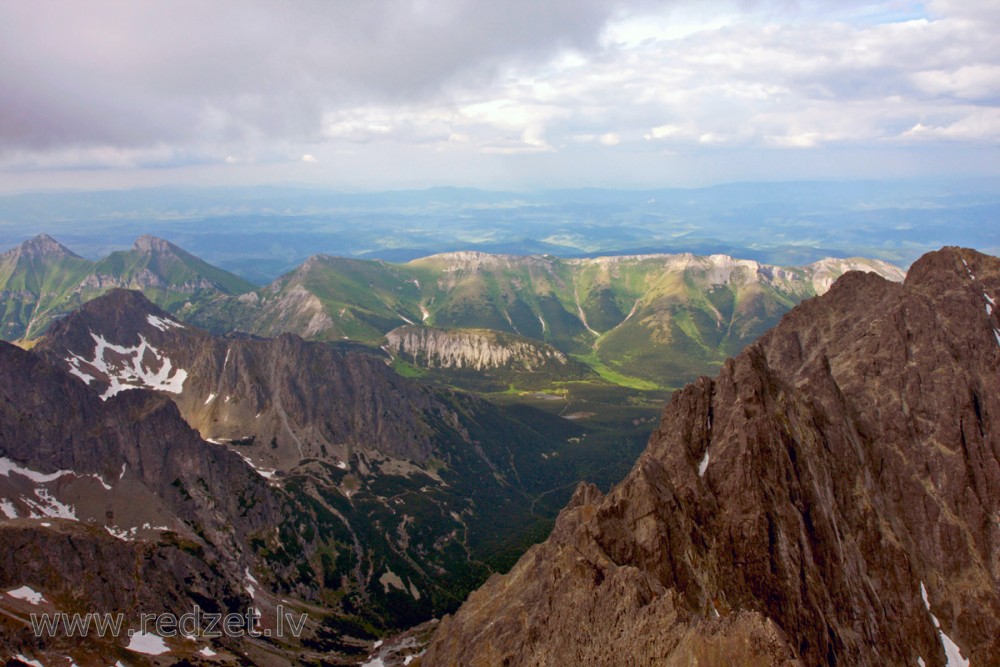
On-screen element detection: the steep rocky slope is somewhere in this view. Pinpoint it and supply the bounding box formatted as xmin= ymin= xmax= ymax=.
xmin=422 ymin=247 xmax=1000 ymax=666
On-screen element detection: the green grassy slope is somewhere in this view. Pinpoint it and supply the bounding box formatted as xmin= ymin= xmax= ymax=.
xmin=215 ymin=250 xmax=902 ymax=395
xmin=0 ymin=234 xmax=256 ymax=340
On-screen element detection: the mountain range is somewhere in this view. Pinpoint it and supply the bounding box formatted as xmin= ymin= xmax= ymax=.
xmin=0 ymin=235 xmax=905 ymax=401
xmin=420 ymin=247 xmax=1000 ymax=666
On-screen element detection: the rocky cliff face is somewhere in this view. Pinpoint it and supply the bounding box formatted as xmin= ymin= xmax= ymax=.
xmin=422 ymin=247 xmax=1000 ymax=667
xmin=386 ymin=325 xmax=569 ymax=371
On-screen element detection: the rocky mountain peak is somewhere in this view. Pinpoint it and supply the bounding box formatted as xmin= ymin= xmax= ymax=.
xmin=3 ymin=233 xmax=80 ymax=261
xmin=58 ymin=287 xmax=171 ymax=326
xmin=132 ymin=234 xmax=179 ymax=255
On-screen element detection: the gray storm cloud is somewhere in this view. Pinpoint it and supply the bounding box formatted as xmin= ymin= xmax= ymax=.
xmin=0 ymin=0 xmax=629 ymax=152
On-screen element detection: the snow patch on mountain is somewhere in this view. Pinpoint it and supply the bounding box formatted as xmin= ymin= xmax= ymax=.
xmin=65 ymin=331 xmax=187 ymax=400
xmin=920 ymin=581 xmax=969 ymax=667
xmin=6 ymin=586 xmax=47 ymax=605
xmin=22 ymin=488 xmax=77 ymax=520
xmin=0 ymin=499 xmax=17 ymax=518
xmin=127 ymin=632 xmax=169 ymax=655
xmin=237 ymin=453 xmax=277 ymax=480
xmin=0 ymin=456 xmax=111 ymax=490
xmin=146 ymin=314 xmax=185 ymax=332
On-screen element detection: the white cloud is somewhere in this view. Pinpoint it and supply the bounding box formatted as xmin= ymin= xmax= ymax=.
xmin=1 ymin=0 xmax=998 ymax=187
xmin=900 ymin=108 xmax=1000 ymax=141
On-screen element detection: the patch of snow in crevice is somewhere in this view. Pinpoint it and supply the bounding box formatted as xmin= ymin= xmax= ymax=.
xmin=15 ymin=655 xmax=43 ymax=667
xmin=106 ymin=526 xmax=134 ymax=541
xmin=336 ymin=460 xmax=348 ymax=470
xmin=199 ymin=646 xmax=217 ymax=657
xmin=67 ymin=331 xmax=187 ymax=400
xmin=244 ymin=568 xmax=259 ymax=599
xmin=7 ymin=585 xmax=47 ymax=604
xmin=237 ymin=454 xmax=277 ymax=480
xmin=25 ymin=488 xmax=77 ymax=520
xmin=0 ymin=457 xmax=111 ymax=491
xmin=65 ymin=361 xmax=96 ymax=384
xmin=698 ymin=450 xmax=710 ymax=477
xmin=1 ymin=498 xmax=17 ymax=518
xmin=223 ymin=346 xmax=231 ymax=370
xmin=127 ymin=632 xmax=170 ymax=655
xmin=106 ymin=523 xmax=169 ymax=541
xmin=146 ymin=315 xmax=184 ymax=332
xmin=204 ymin=393 xmax=217 ymax=405
xmin=920 ymin=581 xmax=970 ymax=667
xmin=119 ymin=463 xmax=127 ymax=481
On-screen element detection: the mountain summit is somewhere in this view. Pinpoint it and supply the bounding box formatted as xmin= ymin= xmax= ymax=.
xmin=2 ymin=233 xmax=80 ymax=261
xmin=132 ymin=233 xmax=177 ymax=253
xmin=423 ymin=247 xmax=1000 ymax=666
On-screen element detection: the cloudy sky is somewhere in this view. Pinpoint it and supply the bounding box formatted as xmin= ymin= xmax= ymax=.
xmin=1 ymin=0 xmax=998 ymax=192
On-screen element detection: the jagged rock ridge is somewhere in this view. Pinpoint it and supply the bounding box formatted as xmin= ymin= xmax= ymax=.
xmin=423 ymin=247 xmax=1000 ymax=666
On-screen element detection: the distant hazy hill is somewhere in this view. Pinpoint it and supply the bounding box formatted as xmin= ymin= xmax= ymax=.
xmin=0 ymin=234 xmax=255 ymax=340
xmin=1 ymin=182 xmax=996 ymax=280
